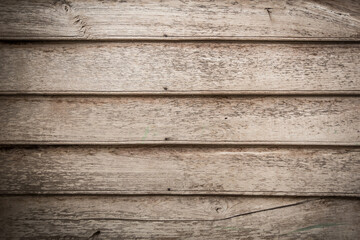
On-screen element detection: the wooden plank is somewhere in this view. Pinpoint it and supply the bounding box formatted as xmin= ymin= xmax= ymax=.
xmin=0 ymin=195 xmax=306 ymax=221
xmin=0 ymin=0 xmax=359 ymax=40
xmin=1 ymin=42 xmax=359 ymax=95
xmin=0 ymin=146 xmax=359 ymax=196
xmin=0 ymin=96 xmax=359 ymax=145
xmin=1 ymin=196 xmax=359 ymax=239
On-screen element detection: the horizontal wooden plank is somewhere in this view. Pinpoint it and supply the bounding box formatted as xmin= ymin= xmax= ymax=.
xmin=0 ymin=96 xmax=359 ymax=145
xmin=0 ymin=195 xmax=306 ymax=221
xmin=1 ymin=42 xmax=360 ymax=94
xmin=0 ymin=146 xmax=359 ymax=196
xmin=0 ymin=0 xmax=359 ymax=40
xmin=1 ymin=196 xmax=359 ymax=239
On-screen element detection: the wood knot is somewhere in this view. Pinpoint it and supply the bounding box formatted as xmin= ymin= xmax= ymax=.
xmin=63 ymin=5 xmax=70 ymax=12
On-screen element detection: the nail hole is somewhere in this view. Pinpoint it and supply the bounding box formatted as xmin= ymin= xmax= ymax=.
xmin=167 ymin=188 xmax=171 ymax=191
xmin=224 ymin=117 xmax=228 ymax=119
xmin=163 ymin=87 xmax=168 ymax=91
xmin=164 ymin=137 xmax=169 ymax=141
xmin=163 ymin=34 xmax=168 ymax=37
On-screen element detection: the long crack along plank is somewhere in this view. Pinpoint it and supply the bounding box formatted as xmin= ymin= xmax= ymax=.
xmin=0 ymin=0 xmax=359 ymax=40
xmin=1 ymin=42 xmax=359 ymax=94
xmin=0 ymin=96 xmax=359 ymax=145
xmin=1 ymin=196 xmax=359 ymax=239
xmin=0 ymin=146 xmax=359 ymax=196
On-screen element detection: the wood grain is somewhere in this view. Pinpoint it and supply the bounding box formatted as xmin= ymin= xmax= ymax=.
xmin=0 ymin=96 xmax=359 ymax=145
xmin=0 ymin=146 xmax=359 ymax=196
xmin=0 ymin=0 xmax=359 ymax=40
xmin=1 ymin=196 xmax=359 ymax=239
xmin=1 ymin=42 xmax=360 ymax=94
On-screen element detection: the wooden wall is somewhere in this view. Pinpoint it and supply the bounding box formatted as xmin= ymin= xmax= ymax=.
xmin=0 ymin=0 xmax=359 ymax=239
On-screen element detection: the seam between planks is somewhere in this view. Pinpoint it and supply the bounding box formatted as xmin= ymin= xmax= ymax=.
xmin=0 ymin=191 xmax=358 ymax=197
xmin=2 ymin=37 xmax=360 ymax=42
xmin=2 ymin=40 xmax=360 ymax=44
xmin=0 ymin=91 xmax=360 ymax=96
xmin=0 ymin=141 xmax=359 ymax=146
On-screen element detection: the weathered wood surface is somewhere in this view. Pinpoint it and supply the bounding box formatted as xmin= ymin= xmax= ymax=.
xmin=0 ymin=146 xmax=359 ymax=196
xmin=0 ymin=195 xmax=306 ymax=221
xmin=1 ymin=42 xmax=360 ymax=95
xmin=0 ymin=0 xmax=360 ymax=40
xmin=1 ymin=196 xmax=359 ymax=239
xmin=0 ymin=96 xmax=359 ymax=145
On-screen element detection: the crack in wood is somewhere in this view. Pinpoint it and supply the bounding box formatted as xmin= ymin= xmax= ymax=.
xmin=20 ymin=199 xmax=318 ymax=222
xmin=265 ymin=8 xmax=273 ymax=21
xmin=88 ymin=230 xmax=100 ymax=239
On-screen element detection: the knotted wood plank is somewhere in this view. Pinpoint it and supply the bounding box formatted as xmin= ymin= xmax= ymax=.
xmin=0 ymin=0 xmax=359 ymax=40
xmin=1 ymin=196 xmax=359 ymax=239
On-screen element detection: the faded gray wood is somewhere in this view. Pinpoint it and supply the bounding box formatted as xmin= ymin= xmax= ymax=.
xmin=0 ymin=0 xmax=359 ymax=40
xmin=1 ymin=196 xmax=359 ymax=239
xmin=1 ymin=42 xmax=360 ymax=94
xmin=0 ymin=195 xmax=306 ymax=221
xmin=0 ymin=146 xmax=359 ymax=196
xmin=0 ymin=96 xmax=359 ymax=145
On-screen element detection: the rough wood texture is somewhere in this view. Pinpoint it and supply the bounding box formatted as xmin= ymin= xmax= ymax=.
xmin=0 ymin=0 xmax=360 ymax=40
xmin=0 ymin=96 xmax=359 ymax=145
xmin=1 ymin=196 xmax=359 ymax=239
xmin=1 ymin=1 xmax=359 ymax=239
xmin=0 ymin=146 xmax=359 ymax=196
xmin=1 ymin=42 xmax=359 ymax=94
xmin=0 ymin=195 xmax=307 ymax=221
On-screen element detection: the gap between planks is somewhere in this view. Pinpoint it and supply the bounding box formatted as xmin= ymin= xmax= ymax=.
xmin=0 ymin=91 xmax=360 ymax=96
xmin=0 ymin=191 xmax=359 ymax=197
xmin=2 ymin=37 xmax=360 ymax=42
xmin=2 ymin=39 xmax=360 ymax=44
xmin=0 ymin=141 xmax=360 ymax=146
